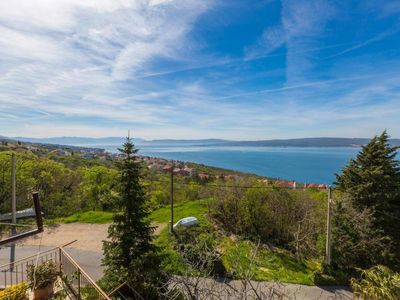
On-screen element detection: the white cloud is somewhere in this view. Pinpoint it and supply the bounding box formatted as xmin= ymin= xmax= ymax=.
xmin=0 ymin=0 xmax=213 ymax=133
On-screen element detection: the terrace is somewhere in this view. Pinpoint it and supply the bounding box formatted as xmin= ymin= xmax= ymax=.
xmin=0 ymin=192 xmax=111 ymax=300
xmin=0 ymin=243 xmax=111 ymax=300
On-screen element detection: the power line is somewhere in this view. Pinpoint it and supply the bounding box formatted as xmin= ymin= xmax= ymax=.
xmin=145 ymin=179 xmax=327 ymax=191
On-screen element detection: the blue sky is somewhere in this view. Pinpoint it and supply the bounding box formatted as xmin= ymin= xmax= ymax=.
xmin=0 ymin=0 xmax=399 ymax=140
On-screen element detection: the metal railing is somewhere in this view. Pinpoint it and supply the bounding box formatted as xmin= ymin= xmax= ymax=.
xmin=0 ymin=192 xmax=44 ymax=247
xmin=0 ymin=247 xmax=60 ymax=289
xmin=0 ymin=245 xmax=110 ymax=300
xmin=60 ymin=247 xmax=111 ymax=300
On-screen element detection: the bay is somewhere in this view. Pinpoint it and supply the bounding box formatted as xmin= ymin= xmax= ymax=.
xmin=95 ymin=145 xmax=361 ymax=184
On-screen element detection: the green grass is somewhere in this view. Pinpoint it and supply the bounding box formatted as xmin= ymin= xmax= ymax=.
xmin=56 ymin=199 xmax=210 ymax=225
xmin=221 ymin=238 xmax=319 ymax=285
xmin=149 ymin=199 xmax=210 ymax=224
xmin=152 ymin=200 xmax=319 ymax=285
xmin=55 ymin=200 xmax=320 ymax=285
xmin=57 ymin=211 xmax=114 ymax=224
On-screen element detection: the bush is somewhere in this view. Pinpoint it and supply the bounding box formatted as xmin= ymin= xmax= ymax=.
xmin=351 ymin=265 xmax=400 ymax=300
xmin=0 ymin=282 xmax=29 ymax=300
xmin=211 ymin=183 xmax=325 ymax=258
xmin=174 ymin=226 xmax=226 ymax=277
xmin=27 ymin=261 xmax=60 ymax=289
xmin=330 ymin=196 xmax=392 ymax=274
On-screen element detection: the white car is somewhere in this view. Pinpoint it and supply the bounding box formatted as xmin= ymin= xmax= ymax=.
xmin=173 ymin=216 xmax=198 ymax=229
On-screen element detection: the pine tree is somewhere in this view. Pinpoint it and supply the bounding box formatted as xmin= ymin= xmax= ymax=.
xmin=335 ymin=131 xmax=400 ymax=210
xmin=102 ymin=137 xmax=165 ymax=298
xmin=335 ymin=130 xmax=400 ymax=267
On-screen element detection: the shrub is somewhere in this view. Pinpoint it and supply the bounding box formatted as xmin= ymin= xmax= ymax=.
xmin=174 ymin=226 xmax=226 ymax=277
xmin=27 ymin=261 xmax=60 ymax=289
xmin=211 ymin=184 xmax=325 ymax=258
xmin=0 ymin=282 xmax=29 ymax=300
xmin=330 ymin=196 xmax=392 ymax=274
xmin=351 ymin=265 xmax=400 ymax=300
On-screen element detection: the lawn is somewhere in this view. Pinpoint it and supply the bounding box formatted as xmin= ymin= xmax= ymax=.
xmin=56 ymin=211 xmax=114 ymax=224
xmin=56 ymin=199 xmax=210 ymax=225
xmin=149 ymin=199 xmax=210 ymax=224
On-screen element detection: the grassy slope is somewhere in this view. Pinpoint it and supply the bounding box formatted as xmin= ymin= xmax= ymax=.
xmin=56 ymin=200 xmax=319 ymax=285
xmin=56 ymin=211 xmax=114 ymax=224
xmin=151 ymin=200 xmax=319 ymax=285
xmin=221 ymin=238 xmax=318 ymax=285
xmin=56 ymin=199 xmax=210 ymax=224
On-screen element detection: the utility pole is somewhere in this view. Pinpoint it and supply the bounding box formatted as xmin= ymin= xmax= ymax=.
xmin=11 ymin=152 xmax=16 ymax=224
xmin=325 ymin=186 xmax=332 ymax=266
xmin=170 ymin=165 xmax=174 ymax=233
xmin=10 ymin=152 xmax=17 ymax=271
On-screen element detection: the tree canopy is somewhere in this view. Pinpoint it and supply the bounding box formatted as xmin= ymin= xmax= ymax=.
xmin=102 ymin=138 xmax=165 ymax=298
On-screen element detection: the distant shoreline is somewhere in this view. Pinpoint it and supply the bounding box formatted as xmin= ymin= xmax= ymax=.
xmin=5 ymin=136 xmax=400 ymax=149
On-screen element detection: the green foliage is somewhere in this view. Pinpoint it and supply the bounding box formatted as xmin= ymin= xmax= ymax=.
xmin=102 ymin=138 xmax=166 ymax=298
xmin=351 ymin=265 xmax=400 ymax=300
xmin=27 ymin=261 xmax=60 ymax=289
xmin=149 ymin=199 xmax=209 ymax=224
xmin=336 ymin=131 xmax=400 ymax=210
xmin=78 ymin=166 xmax=119 ymax=211
xmin=221 ymin=238 xmax=319 ymax=285
xmin=174 ymin=226 xmax=227 ymax=277
xmin=58 ymin=211 xmax=114 ymax=224
xmin=329 ymin=196 xmax=392 ymax=275
xmin=335 ymin=131 xmax=400 ymax=269
xmin=0 ymin=151 xmax=82 ymax=217
xmin=0 ymin=282 xmax=29 ymax=300
xmin=148 ymin=189 xmax=169 ymax=209
xmin=211 ymin=182 xmax=325 ymax=258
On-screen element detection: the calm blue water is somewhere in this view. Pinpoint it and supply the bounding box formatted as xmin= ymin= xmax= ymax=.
xmin=97 ymin=145 xmax=361 ymax=184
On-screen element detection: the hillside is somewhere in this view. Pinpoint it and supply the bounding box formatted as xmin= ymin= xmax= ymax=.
xmin=4 ymin=135 xmax=400 ymax=148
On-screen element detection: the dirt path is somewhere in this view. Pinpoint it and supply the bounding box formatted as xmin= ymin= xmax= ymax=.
xmin=16 ymin=222 xmax=167 ymax=252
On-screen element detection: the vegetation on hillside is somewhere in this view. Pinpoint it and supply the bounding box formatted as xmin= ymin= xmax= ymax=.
xmin=334 ymin=131 xmax=400 ymax=273
xmin=1 ymin=131 xmax=399 ymax=298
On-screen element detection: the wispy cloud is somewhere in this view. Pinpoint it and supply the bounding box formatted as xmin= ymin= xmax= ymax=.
xmin=0 ymin=0 xmax=399 ymax=139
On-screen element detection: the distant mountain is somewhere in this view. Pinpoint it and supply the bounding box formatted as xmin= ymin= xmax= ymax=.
xmin=217 ymin=137 xmax=400 ymax=147
xmin=3 ymin=136 xmax=400 ymax=148
xmin=12 ymin=136 xmax=144 ymax=146
xmin=141 ymin=139 xmax=229 ymax=146
xmin=10 ymin=136 xmax=226 ymax=147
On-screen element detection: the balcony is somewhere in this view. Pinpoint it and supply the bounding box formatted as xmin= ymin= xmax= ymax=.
xmin=0 ymin=245 xmax=111 ymax=300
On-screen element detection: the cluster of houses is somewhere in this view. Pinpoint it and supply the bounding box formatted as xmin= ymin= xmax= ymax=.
xmin=141 ymin=156 xmax=242 ymax=181
xmin=263 ymin=179 xmax=328 ymax=189
xmin=1 ymin=140 xmax=112 ymax=160
xmin=143 ymin=156 xmax=327 ymax=189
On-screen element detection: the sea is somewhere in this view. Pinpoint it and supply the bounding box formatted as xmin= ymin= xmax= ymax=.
xmin=91 ymin=145 xmax=363 ymax=184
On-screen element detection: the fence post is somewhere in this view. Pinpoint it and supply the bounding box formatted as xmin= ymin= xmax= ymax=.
xmin=325 ymin=186 xmax=332 ymax=266
xmin=170 ymin=165 xmax=174 ymax=233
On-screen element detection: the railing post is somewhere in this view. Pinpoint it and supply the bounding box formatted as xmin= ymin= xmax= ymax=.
xmin=59 ymin=248 xmax=62 ymax=274
xmin=77 ymin=270 xmax=81 ymax=300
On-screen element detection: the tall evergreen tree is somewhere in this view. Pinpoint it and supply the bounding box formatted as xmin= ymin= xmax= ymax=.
xmin=102 ymin=137 xmax=164 ymax=298
xmin=335 ymin=130 xmax=400 ymax=267
xmin=336 ymin=131 xmax=400 ymax=209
